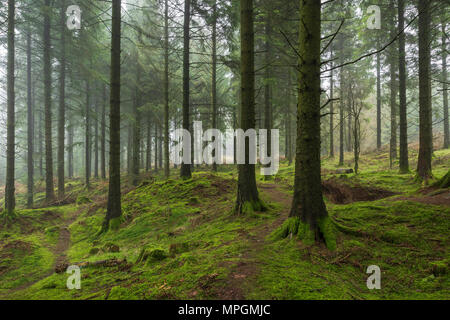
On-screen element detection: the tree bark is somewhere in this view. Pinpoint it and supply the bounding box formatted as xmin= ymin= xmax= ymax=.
xmin=181 ymin=0 xmax=192 ymax=179
xmin=5 ymin=0 xmax=16 ymax=215
xmin=101 ymin=84 xmax=107 ymax=179
xmin=376 ymin=51 xmax=382 ymax=150
xmin=234 ymin=0 xmax=263 ymax=215
xmin=44 ymin=0 xmax=55 ymax=202
xmin=104 ymin=0 xmax=122 ymax=230
xmin=164 ymin=0 xmax=170 ymax=178
xmin=416 ymin=0 xmax=433 ymax=181
xmin=85 ymin=81 xmax=91 ymax=189
xmin=398 ymin=0 xmax=409 ymax=173
xmin=58 ymin=0 xmax=66 ymax=197
xmin=329 ymin=48 xmax=334 ymax=158
xmin=211 ymin=0 xmax=218 ymax=172
xmin=132 ymin=56 xmax=141 ymax=186
xmin=27 ymin=28 xmax=34 ymax=208
xmin=442 ymin=17 xmax=449 ymax=149
xmin=389 ymin=0 xmax=398 ymax=168
xmin=288 ymin=0 xmax=334 ymax=250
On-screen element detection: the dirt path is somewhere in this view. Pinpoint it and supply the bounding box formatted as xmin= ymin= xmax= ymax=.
xmin=8 ymin=212 xmax=76 ymax=294
xmin=217 ymin=183 xmax=292 ymax=299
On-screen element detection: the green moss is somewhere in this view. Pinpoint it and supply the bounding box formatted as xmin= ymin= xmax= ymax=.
xmin=318 ymin=216 xmax=336 ymax=251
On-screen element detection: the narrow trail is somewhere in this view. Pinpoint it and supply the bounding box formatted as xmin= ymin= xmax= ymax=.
xmin=218 ymin=183 xmax=292 ymax=299
xmin=7 ymin=211 xmax=76 ymax=295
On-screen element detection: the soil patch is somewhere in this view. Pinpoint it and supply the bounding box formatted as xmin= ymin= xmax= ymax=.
xmin=322 ymin=178 xmax=397 ymax=204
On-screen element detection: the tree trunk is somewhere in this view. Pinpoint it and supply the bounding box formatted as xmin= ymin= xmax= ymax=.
xmin=154 ymin=122 xmax=158 ymax=172
xmin=27 ymin=28 xmax=34 ymax=208
xmin=164 ymin=0 xmax=170 ymax=178
xmin=101 ymin=84 xmax=107 ymax=179
xmin=5 ymin=0 xmax=16 ymax=215
xmin=132 ymin=56 xmax=141 ymax=186
xmin=288 ymin=0 xmax=334 ymax=250
xmin=57 ymin=1 xmax=66 ymax=197
xmin=234 ymin=0 xmax=263 ymax=215
xmin=416 ymin=0 xmax=433 ymax=181
xmin=146 ymin=115 xmax=152 ymax=172
xmin=329 ymin=48 xmax=334 ymax=158
xmin=85 ymin=81 xmax=91 ymax=189
xmin=211 ymin=0 xmax=218 ymax=172
xmin=376 ymin=51 xmax=382 ymax=150
xmin=389 ymin=0 xmax=398 ymax=168
xmin=398 ymin=0 xmax=409 ymax=173
xmin=263 ymin=9 xmax=273 ymax=177
xmin=68 ymin=121 xmax=74 ymax=178
xmin=181 ymin=0 xmax=192 ymax=179
xmin=442 ymin=17 xmax=449 ymax=149
xmin=44 ymin=0 xmax=55 ymax=202
xmin=338 ymin=34 xmax=345 ymax=166
xmin=104 ymin=0 xmax=122 ymax=231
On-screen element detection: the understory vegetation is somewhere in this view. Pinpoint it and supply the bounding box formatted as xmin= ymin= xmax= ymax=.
xmin=1 ymin=148 xmax=448 ymax=300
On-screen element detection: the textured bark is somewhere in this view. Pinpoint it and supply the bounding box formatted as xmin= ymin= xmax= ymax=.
xmin=338 ymin=34 xmax=345 ymax=166
xmin=211 ymin=0 xmax=218 ymax=172
xmin=44 ymin=0 xmax=55 ymax=202
xmin=289 ymin=0 xmax=329 ymax=238
xmin=164 ymin=0 xmax=170 ymax=178
xmin=132 ymin=57 xmax=141 ymax=186
xmin=101 ymin=85 xmax=107 ymax=179
xmin=442 ymin=18 xmax=449 ymax=149
xmin=235 ymin=0 xmax=262 ymax=215
xmin=329 ymin=48 xmax=334 ymax=158
xmin=146 ymin=115 xmax=152 ymax=172
xmin=94 ymin=98 xmax=99 ymax=179
xmin=389 ymin=0 xmax=398 ymax=167
xmin=68 ymin=121 xmax=74 ymax=178
xmin=416 ymin=0 xmax=433 ymax=181
xmin=5 ymin=0 xmax=16 ymax=215
xmin=376 ymin=51 xmax=382 ymax=150
xmin=27 ymin=29 xmax=34 ymax=208
xmin=180 ymin=0 xmax=192 ymax=179
xmin=104 ymin=0 xmax=122 ymax=230
xmin=263 ymin=9 xmax=273 ymax=175
xmin=398 ymin=0 xmax=409 ymax=173
xmin=85 ymin=81 xmax=91 ymax=189
xmin=154 ymin=123 xmax=158 ymax=172
xmin=57 ymin=0 xmax=66 ymax=197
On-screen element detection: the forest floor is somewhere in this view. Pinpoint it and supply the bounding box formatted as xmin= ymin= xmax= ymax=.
xmin=0 ymin=147 xmax=449 ymax=300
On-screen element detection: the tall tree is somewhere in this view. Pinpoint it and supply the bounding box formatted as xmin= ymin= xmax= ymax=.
xmin=416 ymin=0 xmax=433 ymax=181
xmin=164 ymin=0 xmax=170 ymax=178
xmin=181 ymin=0 xmax=192 ymax=179
xmin=101 ymin=84 xmax=107 ymax=179
xmin=43 ymin=0 xmax=55 ymax=202
xmin=57 ymin=0 xmax=67 ymax=197
xmin=85 ymin=81 xmax=91 ymax=189
xmin=104 ymin=0 xmax=122 ymax=231
xmin=132 ymin=55 xmax=141 ymax=186
xmin=388 ymin=0 xmax=398 ymax=168
xmin=5 ymin=0 xmax=16 ymax=215
xmin=211 ymin=0 xmax=218 ymax=172
xmin=27 ymin=28 xmax=34 ymax=208
xmin=442 ymin=16 xmax=449 ymax=149
xmin=398 ymin=0 xmax=409 ymax=173
xmin=234 ymin=0 xmax=264 ymax=215
xmin=286 ymin=0 xmax=334 ymax=250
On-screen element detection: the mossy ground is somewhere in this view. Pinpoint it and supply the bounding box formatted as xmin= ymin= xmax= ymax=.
xmin=0 ymin=149 xmax=448 ymax=300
